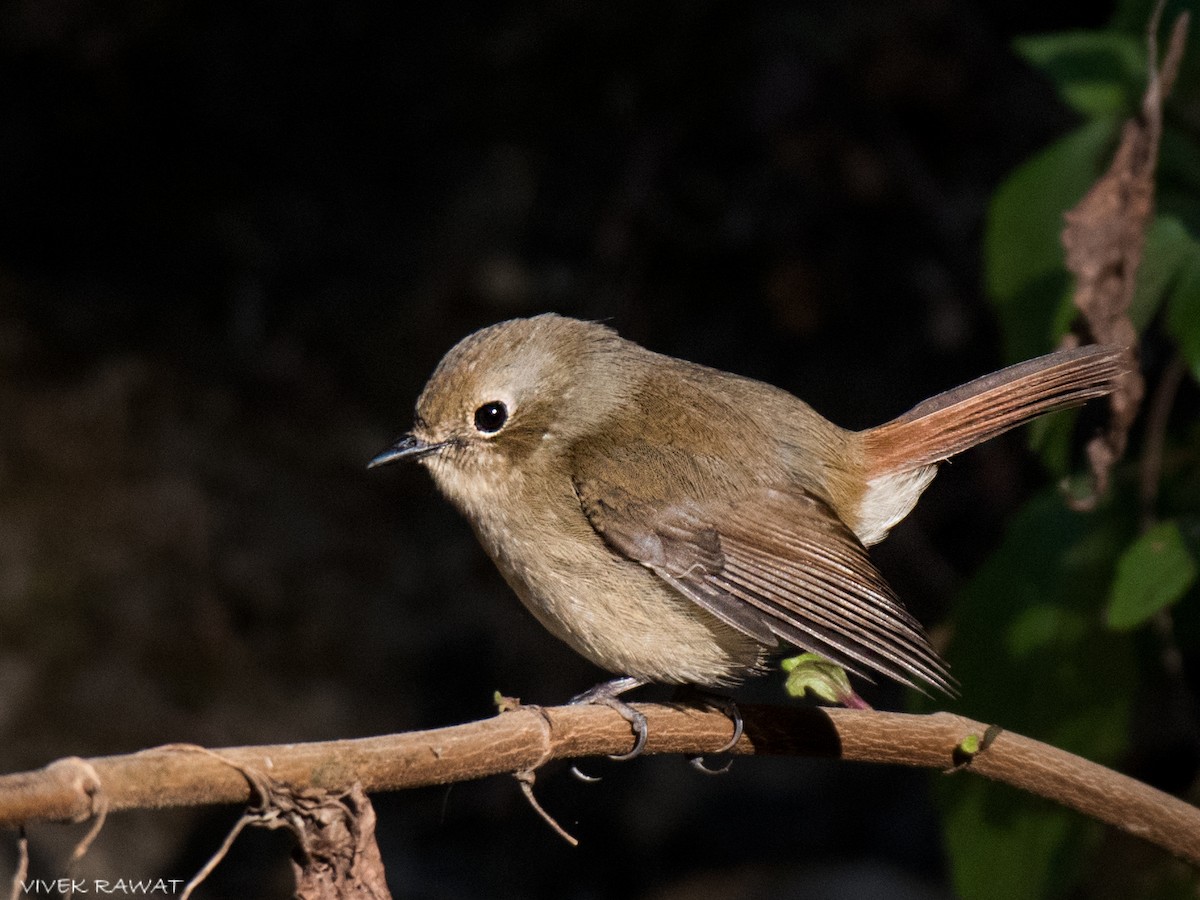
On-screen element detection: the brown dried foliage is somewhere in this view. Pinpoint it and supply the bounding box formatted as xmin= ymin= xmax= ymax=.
xmin=1060 ymin=7 xmax=1190 ymax=504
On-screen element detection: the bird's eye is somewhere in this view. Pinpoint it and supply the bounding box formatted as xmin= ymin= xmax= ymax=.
xmin=473 ymin=401 xmax=508 ymax=434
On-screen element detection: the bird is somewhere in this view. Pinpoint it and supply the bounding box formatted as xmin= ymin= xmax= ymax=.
xmin=370 ymin=314 xmax=1121 ymax=718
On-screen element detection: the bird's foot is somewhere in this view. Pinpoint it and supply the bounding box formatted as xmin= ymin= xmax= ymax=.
xmin=568 ymin=677 xmax=648 ymax=779
xmin=672 ymin=686 xmax=743 ymax=775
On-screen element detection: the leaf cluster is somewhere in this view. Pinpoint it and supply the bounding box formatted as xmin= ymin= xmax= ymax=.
xmin=930 ymin=4 xmax=1200 ymax=897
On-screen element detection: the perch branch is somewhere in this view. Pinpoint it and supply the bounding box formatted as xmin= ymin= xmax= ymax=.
xmin=0 ymin=704 xmax=1196 ymax=865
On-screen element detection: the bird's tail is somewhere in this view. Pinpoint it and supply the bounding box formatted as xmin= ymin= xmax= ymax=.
xmin=862 ymin=344 xmax=1125 ymax=476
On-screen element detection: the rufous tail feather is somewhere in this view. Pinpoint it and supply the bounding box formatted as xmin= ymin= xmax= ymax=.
xmin=863 ymin=344 xmax=1125 ymax=476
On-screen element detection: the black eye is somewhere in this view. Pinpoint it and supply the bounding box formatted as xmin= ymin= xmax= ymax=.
xmin=473 ymin=401 xmax=508 ymax=434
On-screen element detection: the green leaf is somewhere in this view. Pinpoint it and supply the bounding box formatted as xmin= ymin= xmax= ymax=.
xmin=918 ymin=488 xmax=1137 ymax=898
xmin=986 ymin=119 xmax=1118 ymax=361
xmin=1026 ymin=408 xmax=1079 ymax=479
xmin=942 ymin=779 xmax=1100 ymax=900
xmin=1131 ymin=215 xmax=1198 ymax=334
xmin=1166 ymin=247 xmax=1200 ymax=384
xmin=957 ymin=732 xmax=982 ymax=755
xmin=1015 ymin=31 xmax=1145 ymax=117
xmin=1159 ymin=126 xmax=1200 ymax=219
xmin=932 ymin=489 xmax=1136 ymax=752
xmin=1106 ymin=520 xmax=1198 ymax=630
xmin=781 ymin=652 xmax=864 ymax=708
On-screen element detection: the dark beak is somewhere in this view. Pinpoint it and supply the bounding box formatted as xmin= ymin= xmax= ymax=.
xmin=367 ymin=434 xmax=444 ymax=469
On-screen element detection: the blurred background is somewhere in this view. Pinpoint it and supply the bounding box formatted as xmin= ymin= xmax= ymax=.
xmin=1 ymin=0 xmax=1197 ymax=897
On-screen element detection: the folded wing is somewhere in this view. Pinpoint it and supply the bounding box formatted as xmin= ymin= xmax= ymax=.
xmin=575 ymin=477 xmax=956 ymax=695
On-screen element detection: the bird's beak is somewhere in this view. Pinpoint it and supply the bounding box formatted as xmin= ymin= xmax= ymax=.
xmin=367 ymin=434 xmax=444 ymax=469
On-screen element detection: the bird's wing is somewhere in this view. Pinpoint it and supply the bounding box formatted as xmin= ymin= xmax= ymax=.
xmin=572 ymin=471 xmax=955 ymax=695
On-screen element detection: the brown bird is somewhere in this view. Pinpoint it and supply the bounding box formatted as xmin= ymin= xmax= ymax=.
xmin=371 ymin=314 xmax=1120 ymax=713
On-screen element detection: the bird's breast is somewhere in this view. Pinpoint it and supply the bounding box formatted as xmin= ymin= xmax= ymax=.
xmin=454 ymin=471 xmax=765 ymax=685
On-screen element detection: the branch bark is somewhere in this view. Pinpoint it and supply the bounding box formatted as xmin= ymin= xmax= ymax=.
xmin=1 ymin=704 xmax=1197 ymax=866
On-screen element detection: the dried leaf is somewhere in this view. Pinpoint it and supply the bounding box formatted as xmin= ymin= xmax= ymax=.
xmin=290 ymin=783 xmax=392 ymax=900
xmin=1060 ymin=7 xmax=1190 ymax=505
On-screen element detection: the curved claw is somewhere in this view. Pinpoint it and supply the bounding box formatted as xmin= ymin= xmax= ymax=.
xmin=712 ymin=699 xmax=744 ymax=754
xmin=672 ymin=688 xmax=743 ymax=753
xmin=669 ymin=687 xmax=742 ymax=773
xmin=597 ymin=697 xmax=648 ymax=761
xmin=685 ymin=699 xmax=740 ymax=775
xmin=569 ymin=677 xmax=650 ymax=763
xmin=570 ymin=765 xmax=603 ymax=783
xmin=689 ymin=754 xmax=733 ymax=775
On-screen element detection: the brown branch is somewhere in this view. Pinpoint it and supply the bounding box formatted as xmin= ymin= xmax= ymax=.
xmin=0 ymin=704 xmax=1197 ymax=865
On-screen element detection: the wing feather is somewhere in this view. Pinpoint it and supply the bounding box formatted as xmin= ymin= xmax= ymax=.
xmin=576 ymin=479 xmax=955 ymax=695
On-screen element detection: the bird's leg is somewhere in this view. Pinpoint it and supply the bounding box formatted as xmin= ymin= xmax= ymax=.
xmin=569 ymin=676 xmax=648 ymax=762
xmin=671 ymin=686 xmax=743 ymax=775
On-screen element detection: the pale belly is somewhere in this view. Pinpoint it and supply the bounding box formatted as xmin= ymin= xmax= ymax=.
xmin=472 ymin=507 xmax=766 ymax=686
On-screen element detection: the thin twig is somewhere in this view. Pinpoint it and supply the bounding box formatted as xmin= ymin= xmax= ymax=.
xmin=1137 ymin=354 xmax=1191 ymax=684
xmin=180 ymin=817 xmax=253 ymax=900
xmin=508 ymin=702 xmax=577 ymax=844
xmin=514 ymin=770 xmax=578 ymax=847
xmin=6 ymin=829 xmax=27 ymax=900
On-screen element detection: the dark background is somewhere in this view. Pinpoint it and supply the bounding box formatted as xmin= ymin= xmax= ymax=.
xmin=0 ymin=0 xmax=1124 ymax=896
